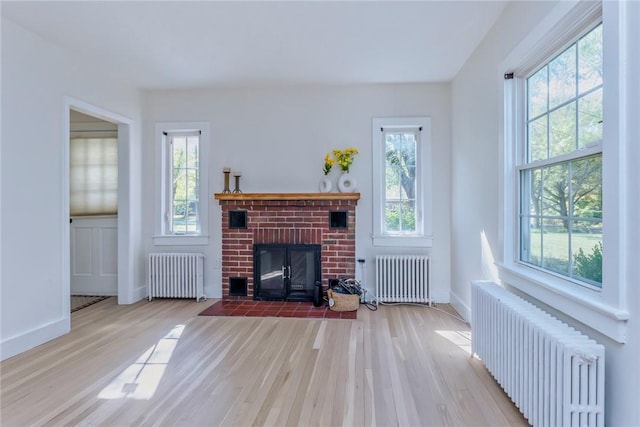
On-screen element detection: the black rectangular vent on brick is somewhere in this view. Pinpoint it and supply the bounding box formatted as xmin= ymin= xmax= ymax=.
xmin=229 ymin=210 xmax=248 ymax=229
xmin=229 ymin=277 xmax=248 ymax=296
xmin=329 ymin=210 xmax=348 ymax=229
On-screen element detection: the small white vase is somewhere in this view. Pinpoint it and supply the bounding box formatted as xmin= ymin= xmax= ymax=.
xmin=319 ymin=176 xmax=332 ymax=193
xmin=337 ymin=172 xmax=357 ymax=193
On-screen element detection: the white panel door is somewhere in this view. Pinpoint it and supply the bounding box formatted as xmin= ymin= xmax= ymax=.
xmin=71 ymin=217 xmax=117 ymax=295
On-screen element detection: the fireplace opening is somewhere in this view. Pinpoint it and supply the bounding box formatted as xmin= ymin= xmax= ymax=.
xmin=253 ymin=244 xmax=321 ymax=301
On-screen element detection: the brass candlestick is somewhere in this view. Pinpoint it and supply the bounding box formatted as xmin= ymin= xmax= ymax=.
xmin=233 ymin=171 xmax=242 ymax=193
xmin=222 ymin=168 xmax=231 ymax=193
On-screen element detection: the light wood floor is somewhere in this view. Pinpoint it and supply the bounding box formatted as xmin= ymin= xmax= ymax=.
xmin=1 ymin=298 xmax=528 ymax=426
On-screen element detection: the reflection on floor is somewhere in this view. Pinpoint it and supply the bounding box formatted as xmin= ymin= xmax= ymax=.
xmin=198 ymin=300 xmax=357 ymax=319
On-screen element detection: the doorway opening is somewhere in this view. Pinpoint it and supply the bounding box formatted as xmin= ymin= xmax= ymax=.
xmin=69 ymin=110 xmax=118 ymax=310
xmin=64 ymin=97 xmax=133 ymax=318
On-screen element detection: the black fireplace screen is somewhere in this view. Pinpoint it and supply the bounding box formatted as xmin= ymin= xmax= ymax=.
xmin=253 ymin=244 xmax=321 ymax=301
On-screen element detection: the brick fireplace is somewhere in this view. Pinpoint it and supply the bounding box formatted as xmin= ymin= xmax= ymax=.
xmin=214 ymin=193 xmax=359 ymax=300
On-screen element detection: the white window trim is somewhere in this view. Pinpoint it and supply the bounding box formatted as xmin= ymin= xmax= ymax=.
xmin=154 ymin=122 xmax=209 ymax=246
xmin=499 ymin=0 xmax=630 ymax=343
xmin=371 ymin=117 xmax=433 ymax=247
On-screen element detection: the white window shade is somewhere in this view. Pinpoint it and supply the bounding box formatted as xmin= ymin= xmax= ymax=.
xmin=70 ymin=137 xmax=118 ymax=216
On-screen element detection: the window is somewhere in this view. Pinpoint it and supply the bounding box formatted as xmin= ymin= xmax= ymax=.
xmin=372 ymin=117 xmax=432 ymax=247
xmin=519 ymin=23 xmax=603 ymax=288
xmin=167 ymin=131 xmax=200 ymax=234
xmin=155 ymin=122 xmax=209 ymax=245
xmin=500 ymin=1 xmax=631 ymax=343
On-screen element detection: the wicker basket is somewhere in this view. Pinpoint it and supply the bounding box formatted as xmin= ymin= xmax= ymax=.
xmin=327 ymin=289 xmax=360 ymax=312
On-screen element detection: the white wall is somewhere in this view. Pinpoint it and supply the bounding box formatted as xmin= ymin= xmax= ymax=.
xmin=142 ymin=84 xmax=451 ymax=302
xmin=450 ymin=1 xmax=557 ymax=319
xmin=451 ymin=1 xmax=640 ymax=425
xmin=0 ymin=17 xmax=144 ymax=360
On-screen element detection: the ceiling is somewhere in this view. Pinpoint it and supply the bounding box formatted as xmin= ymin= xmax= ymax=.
xmin=2 ymin=1 xmax=508 ymax=90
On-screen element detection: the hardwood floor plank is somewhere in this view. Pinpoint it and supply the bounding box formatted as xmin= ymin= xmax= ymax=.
xmin=1 ymin=299 xmax=528 ymax=427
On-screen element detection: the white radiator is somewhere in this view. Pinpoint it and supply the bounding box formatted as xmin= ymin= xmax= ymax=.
xmin=375 ymin=255 xmax=430 ymax=304
xmin=471 ymin=281 xmax=604 ymax=427
xmin=148 ymin=253 xmax=205 ymax=301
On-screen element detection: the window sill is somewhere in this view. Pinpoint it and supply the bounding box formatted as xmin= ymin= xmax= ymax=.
xmin=153 ymin=235 xmax=209 ymax=246
xmin=497 ymin=262 xmax=628 ymax=343
xmin=372 ymin=234 xmax=433 ymax=248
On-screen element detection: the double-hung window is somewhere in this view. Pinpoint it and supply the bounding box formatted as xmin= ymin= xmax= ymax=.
xmin=372 ymin=117 xmax=432 ymax=247
xmin=501 ymin=1 xmax=631 ymax=342
xmin=154 ymin=122 xmax=209 ymax=245
xmin=167 ymin=130 xmax=201 ymax=234
xmin=520 ymin=23 xmax=603 ymax=288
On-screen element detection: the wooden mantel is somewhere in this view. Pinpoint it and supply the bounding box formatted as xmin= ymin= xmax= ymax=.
xmin=214 ymin=192 xmax=360 ymax=201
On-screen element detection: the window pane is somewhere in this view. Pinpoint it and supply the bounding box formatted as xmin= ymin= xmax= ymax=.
xmin=571 ymin=220 xmax=602 ymax=286
xmin=400 ymin=165 xmax=416 ymax=200
xmin=385 ymin=168 xmax=400 ymax=199
xmin=172 ymin=137 xmax=186 ymax=160
xmin=520 ymin=155 xmax=602 ymax=284
xmin=542 ymin=218 xmax=569 ymax=275
xmin=186 ymin=168 xmax=198 ymax=200
xmin=548 ymin=46 xmax=577 ymax=109
xmin=384 ymin=130 xmax=418 ymax=234
xmin=385 ymin=202 xmax=400 ymax=232
xmin=187 ymin=201 xmax=199 ymax=221
xmin=578 ymin=24 xmax=603 ymax=94
xmin=542 ymin=163 xmax=569 ymax=218
xmin=521 ymin=216 xmax=542 ymax=267
xmin=173 ymin=168 xmax=186 ymax=201
xmin=399 ymin=200 xmax=416 ymax=232
xmin=528 ymin=66 xmax=548 ymax=119
xmin=187 ymin=136 xmax=199 ymax=168
xmin=385 ymin=133 xmax=417 ymax=199
xmin=549 ymin=102 xmax=577 ymax=157
xmin=169 ymin=133 xmax=200 ymax=235
xmin=521 ymin=168 xmax=542 ymax=216
xmin=528 ymin=116 xmax=548 ymax=161
xmin=578 ymin=89 xmax=603 ymax=148
xmin=173 ymin=201 xmax=187 ymax=233
xmin=571 ymin=155 xmax=602 ymax=218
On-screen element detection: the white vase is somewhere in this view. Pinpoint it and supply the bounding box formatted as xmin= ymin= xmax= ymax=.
xmin=319 ymin=176 xmax=332 ymax=193
xmin=337 ymin=172 xmax=357 ymax=192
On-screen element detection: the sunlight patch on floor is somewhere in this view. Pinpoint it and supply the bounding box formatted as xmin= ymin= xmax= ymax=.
xmin=435 ymin=329 xmax=472 ymax=355
xmin=98 ymin=324 xmax=185 ymax=400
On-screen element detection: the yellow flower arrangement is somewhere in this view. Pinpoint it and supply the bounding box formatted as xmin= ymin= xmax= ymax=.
xmin=332 ymin=147 xmax=359 ymax=173
xmin=323 ymin=152 xmax=335 ymax=175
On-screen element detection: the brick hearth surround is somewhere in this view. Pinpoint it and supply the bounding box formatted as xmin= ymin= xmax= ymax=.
xmin=214 ymin=193 xmax=360 ymax=300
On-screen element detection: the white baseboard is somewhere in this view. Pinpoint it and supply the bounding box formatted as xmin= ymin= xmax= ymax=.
xmin=131 ymin=285 xmax=147 ymax=303
xmin=432 ymin=288 xmax=450 ymax=304
xmin=449 ymin=290 xmax=471 ymax=323
xmin=1 ymin=317 xmax=70 ymax=361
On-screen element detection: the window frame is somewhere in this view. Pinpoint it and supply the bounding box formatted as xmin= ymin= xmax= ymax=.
xmin=499 ymin=1 xmax=629 ymax=343
xmin=517 ymin=22 xmax=604 ymax=289
xmin=372 ymin=117 xmax=432 ymax=247
xmin=154 ymin=122 xmax=209 ymax=246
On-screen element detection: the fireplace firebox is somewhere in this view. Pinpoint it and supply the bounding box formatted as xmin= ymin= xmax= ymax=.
xmin=254 ymin=244 xmax=321 ymax=301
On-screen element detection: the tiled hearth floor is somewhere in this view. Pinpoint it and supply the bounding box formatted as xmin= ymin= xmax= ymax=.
xmin=198 ymin=300 xmax=357 ymax=319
